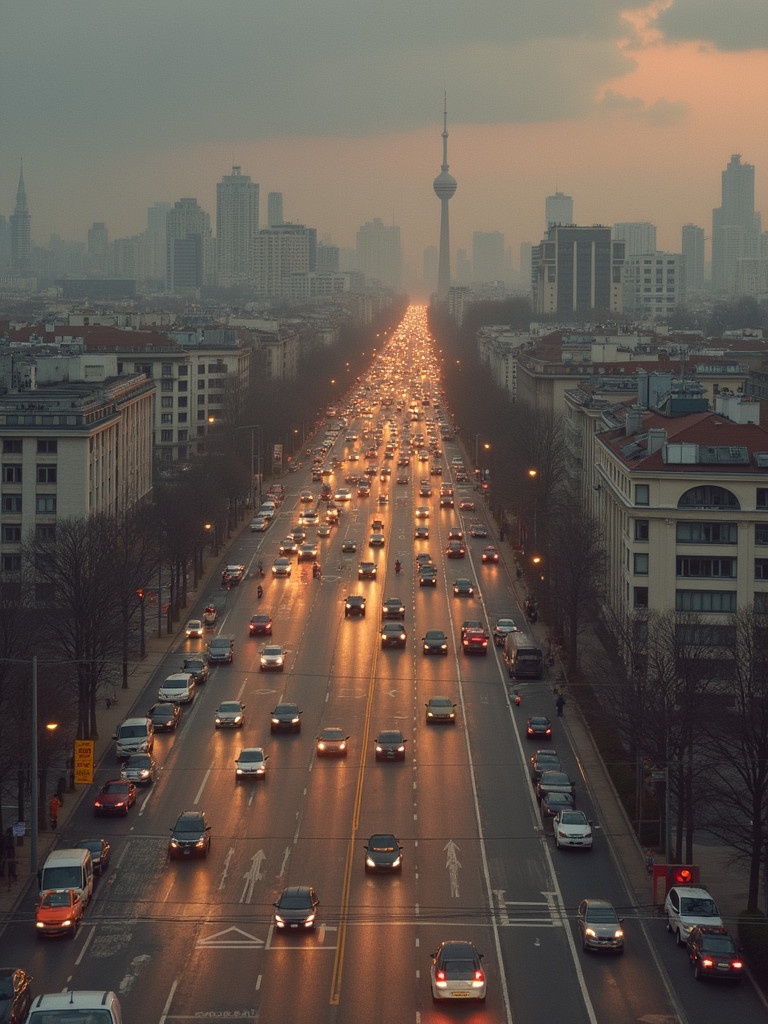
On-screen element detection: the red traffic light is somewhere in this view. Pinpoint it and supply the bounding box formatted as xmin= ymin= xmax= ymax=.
xmin=136 ymin=588 xmax=144 ymax=601
xmin=667 ymin=865 xmax=699 ymax=885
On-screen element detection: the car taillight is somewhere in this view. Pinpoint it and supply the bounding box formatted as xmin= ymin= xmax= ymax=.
xmin=732 ymin=959 xmax=744 ymax=970
xmin=435 ymin=970 xmax=446 ymax=982
xmin=474 ymin=969 xmax=485 ymax=982
xmin=701 ymin=957 xmax=715 ymax=969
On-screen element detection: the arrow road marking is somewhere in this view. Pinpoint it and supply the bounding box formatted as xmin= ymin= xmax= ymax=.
xmin=444 ymin=839 xmax=461 ymax=898
xmin=240 ymin=850 xmax=267 ymax=904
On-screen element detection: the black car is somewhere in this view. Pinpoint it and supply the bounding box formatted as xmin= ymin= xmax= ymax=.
xmin=74 ymin=838 xmax=111 ymax=875
xmin=182 ymin=656 xmax=209 ymax=686
xmin=169 ymin=810 xmax=211 ymax=859
xmin=344 ymin=595 xmax=366 ymax=617
xmin=425 ymin=696 xmax=457 ymax=724
xmin=526 ymin=716 xmax=552 ymax=740
xmin=423 ymin=630 xmax=448 ymax=655
xmin=381 ymin=623 xmax=407 ymax=648
xmin=271 ymin=703 xmax=302 ymax=733
xmin=541 ymin=790 xmax=575 ymax=819
xmin=0 ymin=968 xmax=32 ymax=1024
xmin=529 ymin=750 xmax=562 ymax=783
xmin=364 ymin=833 xmax=403 ymax=872
xmin=375 ymin=730 xmax=407 ymax=761
xmin=418 ymin=566 xmax=438 ymax=587
xmin=686 ymin=926 xmax=744 ymax=982
xmin=537 ymin=770 xmax=575 ymax=802
xmin=248 ymin=613 xmax=273 ymax=637
xmin=382 ymin=597 xmax=405 ymax=620
xmin=273 ymin=885 xmax=319 ymax=930
xmin=148 ymin=702 xmax=182 ymax=732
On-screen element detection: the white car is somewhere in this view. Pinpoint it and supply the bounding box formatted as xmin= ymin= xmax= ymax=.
xmin=214 ymin=700 xmax=245 ymax=728
xmin=430 ymin=940 xmax=487 ymax=1002
xmin=158 ymin=672 xmax=196 ymax=704
xmin=553 ymin=809 xmax=593 ymax=849
xmin=493 ymin=617 xmax=519 ymax=646
xmin=260 ymin=644 xmax=286 ymax=671
xmin=235 ymin=747 xmax=268 ymax=780
xmin=272 ymin=558 xmax=292 ymax=577
xmin=185 ymin=619 xmax=204 ymax=639
xmin=664 ymin=886 xmax=723 ymax=945
xmin=249 ymin=516 xmax=269 ymax=532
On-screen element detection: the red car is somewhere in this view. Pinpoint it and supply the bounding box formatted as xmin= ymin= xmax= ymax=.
xmin=462 ymin=628 xmax=489 ymax=655
xmin=36 ymin=889 xmax=84 ymax=938
xmin=93 ymin=779 xmax=137 ymax=816
xmin=249 ymin=613 xmax=273 ymax=637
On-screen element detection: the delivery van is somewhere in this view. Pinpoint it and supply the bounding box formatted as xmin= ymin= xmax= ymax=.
xmin=113 ymin=717 xmax=154 ymax=758
xmin=39 ymin=848 xmax=94 ymax=905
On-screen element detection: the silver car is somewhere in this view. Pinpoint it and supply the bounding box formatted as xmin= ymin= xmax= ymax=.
xmin=235 ymin=747 xmax=268 ymax=780
xmin=260 ymin=645 xmax=286 ymax=671
xmin=577 ymin=898 xmax=624 ymax=953
xmin=214 ymin=700 xmax=245 ymax=728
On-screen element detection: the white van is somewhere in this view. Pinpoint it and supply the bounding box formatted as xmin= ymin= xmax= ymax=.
xmin=113 ymin=716 xmax=154 ymax=758
xmin=39 ymin=848 xmax=94 ymax=905
xmin=157 ymin=672 xmax=195 ymax=704
xmin=26 ymin=991 xmax=122 ymax=1024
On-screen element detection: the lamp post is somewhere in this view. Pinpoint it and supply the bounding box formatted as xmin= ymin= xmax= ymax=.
xmin=136 ymin=589 xmax=146 ymax=659
xmin=205 ymin=522 xmax=217 ymax=557
xmin=527 ymin=468 xmax=539 ymax=552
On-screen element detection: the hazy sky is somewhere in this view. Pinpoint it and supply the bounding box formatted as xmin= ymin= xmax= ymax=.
xmin=3 ymin=0 xmax=767 ymax=279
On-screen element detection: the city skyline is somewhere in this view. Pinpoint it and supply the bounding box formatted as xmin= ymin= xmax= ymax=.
xmin=3 ymin=1 xmax=767 ymax=281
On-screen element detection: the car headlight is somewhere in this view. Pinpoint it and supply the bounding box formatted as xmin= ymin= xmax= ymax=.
xmin=170 ymin=839 xmax=180 ymax=848
xmin=275 ymin=914 xmax=285 ymax=925
xmin=272 ymin=717 xmax=280 ymax=725
xmin=236 ymin=767 xmax=244 ymax=774
xmin=375 ymin=744 xmax=383 ymax=752
xmin=194 ymin=838 xmax=205 ymax=848
xmin=366 ymin=855 xmax=377 ymax=867
xmin=291 ymin=716 xmax=300 ymax=724
xmin=304 ymin=914 xmax=315 ymax=926
xmin=391 ymin=855 xmax=401 ymax=868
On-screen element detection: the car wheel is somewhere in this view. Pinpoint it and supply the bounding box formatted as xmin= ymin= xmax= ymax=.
xmin=666 ymin=916 xmax=672 ymax=933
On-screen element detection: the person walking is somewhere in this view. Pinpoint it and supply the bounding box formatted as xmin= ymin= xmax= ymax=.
xmin=49 ymin=793 xmax=61 ymax=830
xmin=556 ymin=693 xmax=566 ymax=717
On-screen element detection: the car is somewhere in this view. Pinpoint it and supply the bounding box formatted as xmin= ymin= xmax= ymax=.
xmin=0 ymin=967 xmax=32 ymax=1022
xmin=74 ymin=838 xmax=111 ymax=875
xmin=260 ymin=645 xmax=286 ymax=671
xmin=527 ymin=715 xmax=552 ymax=740
xmin=279 ymin=537 xmax=299 ymax=556
xmin=371 ymin=517 xmax=385 ymax=531
xmin=120 ymin=753 xmax=157 ymax=785
xmin=382 ymin=597 xmax=405 ymax=620
xmin=458 ymin=499 xmax=476 ymax=511
xmin=414 ymin=525 xmax=430 ymax=539
xmin=537 ymin=770 xmax=575 ymax=802
xmin=686 ymin=926 xmax=744 ymax=982
xmin=493 ymin=617 xmax=520 ymax=645
xmin=469 ymin=523 xmax=488 ymax=538
xmin=358 ymin=561 xmax=377 ymax=580
xmin=364 ymin=834 xmax=403 ymax=873
xmin=341 ymin=540 xmax=357 ymax=554
xmin=422 ymin=629 xmax=448 ymax=655
xmin=396 ymin=474 xmax=409 ymax=484
xmin=430 ymin=465 xmax=443 ymax=476
xmin=273 ymin=885 xmax=320 ymax=930
xmin=369 ymin=533 xmax=385 ymax=547
xmin=416 ymin=552 xmax=434 ymax=569
xmin=326 ymin=504 xmax=341 ymax=524
xmin=541 ymin=790 xmax=575 ymax=819
xmin=299 ymin=489 xmax=315 ymax=503
xmin=222 ymin=564 xmax=245 ymax=585
xmin=553 ymin=809 xmax=593 ymax=849
xmin=35 ymin=889 xmax=84 ymax=938
xmin=334 ymin=488 xmax=352 ymax=502
xmin=180 ymin=655 xmax=209 ymax=686
xmin=462 ymin=628 xmax=489 ymax=655
xmin=290 ymin=525 xmax=307 ymax=543
xmin=317 ymin=524 xmax=331 ymax=538
xmin=381 ymin=623 xmax=407 ymax=648
xmin=298 ymin=543 xmax=318 ymax=562
xmin=430 ymin=940 xmax=487 ymax=1002
xmin=272 ymin=557 xmax=292 ymax=577
xmin=481 ymin=545 xmax=500 ymax=564
xmin=249 ymin=516 xmax=269 ymax=532
xmin=377 ymin=494 xmax=389 ymax=506
xmin=271 ymin=703 xmax=302 ymax=733
xmin=208 ymin=635 xmax=234 ymax=663
xmin=249 ymin=613 xmax=273 ymax=637
xmin=665 ymin=886 xmax=723 ymax=945
xmin=157 ymin=671 xmax=196 ymax=704
xmin=299 ymin=510 xmax=319 ymax=526
xmin=419 ymin=484 xmax=432 ymax=498
xmin=530 ymin=750 xmax=562 ymax=783
xmin=169 ymin=810 xmax=211 ymax=859
xmin=439 ymin=494 xmax=454 ymax=508
xmin=447 ymin=526 xmax=464 ymax=540
xmin=214 ymin=700 xmax=246 ymax=728
xmin=418 ymin=566 xmax=438 ymax=587
xmin=375 ymin=730 xmax=407 ymax=761
xmin=577 ymin=898 xmax=624 ymax=953
xmin=415 ymin=506 xmax=430 ymax=518
xmin=344 ymin=595 xmax=367 ymax=617
xmin=93 ymin=779 xmax=137 ymax=816
xmin=235 ymin=747 xmax=268 ymax=781
xmin=452 ymin=578 xmax=474 ymax=597
xmin=425 ymin=696 xmax=457 ymax=724
xmin=185 ymin=619 xmax=204 ymax=639
xmin=148 ymin=702 xmax=181 ymax=732
xmin=446 ymin=541 xmax=466 ymax=559
xmin=316 ymin=727 xmax=349 ymax=757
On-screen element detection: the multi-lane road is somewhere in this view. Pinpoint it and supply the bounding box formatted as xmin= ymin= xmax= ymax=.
xmin=3 ymin=317 xmax=765 ymax=1023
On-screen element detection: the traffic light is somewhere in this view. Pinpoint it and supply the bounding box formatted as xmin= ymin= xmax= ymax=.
xmin=136 ymin=588 xmax=144 ymax=602
xmin=667 ymin=865 xmax=699 ymax=885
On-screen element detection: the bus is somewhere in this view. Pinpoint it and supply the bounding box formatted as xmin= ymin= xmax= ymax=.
xmin=502 ymin=631 xmax=544 ymax=679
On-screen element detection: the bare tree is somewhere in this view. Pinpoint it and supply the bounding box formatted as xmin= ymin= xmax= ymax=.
xmin=548 ymin=505 xmax=606 ymax=670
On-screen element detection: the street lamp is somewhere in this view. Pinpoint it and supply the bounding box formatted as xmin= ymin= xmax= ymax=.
xmin=205 ymin=522 xmax=217 ymax=557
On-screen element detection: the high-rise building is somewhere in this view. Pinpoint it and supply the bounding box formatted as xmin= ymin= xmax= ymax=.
xmin=87 ymin=222 xmax=111 ymax=276
xmin=545 ymin=192 xmax=573 ymax=229
xmin=455 ymin=248 xmax=471 ymax=287
xmin=166 ymin=198 xmax=213 ymax=292
xmin=532 ymin=225 xmax=625 ymax=315
xmin=355 ymin=218 xmax=402 ymax=290
xmin=613 ymin=222 xmax=657 ymax=256
xmin=681 ymin=224 xmax=705 ymax=293
xmin=472 ymin=231 xmax=505 ymax=285
xmin=216 ymin=166 xmax=259 ymax=288
xmin=9 ymin=163 xmax=31 ymax=277
xmin=712 ymin=154 xmax=761 ymax=295
xmin=433 ymin=99 xmax=457 ymax=303
xmin=623 ymin=252 xmax=685 ymax=318
xmin=267 ymin=192 xmax=284 ymax=228
xmin=147 ymin=202 xmax=171 ymax=282
xmin=255 ymin=223 xmax=313 ymax=299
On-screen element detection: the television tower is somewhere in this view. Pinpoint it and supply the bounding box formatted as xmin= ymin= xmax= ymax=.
xmin=433 ymin=97 xmax=457 ymax=303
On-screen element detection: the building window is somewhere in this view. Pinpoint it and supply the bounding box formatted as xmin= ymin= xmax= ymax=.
xmin=197 ymin=379 xmax=206 ymax=389
xmin=634 ymin=553 xmax=649 ymax=575
xmin=756 ymin=559 xmax=768 ymax=580
xmin=677 ymin=485 xmax=740 ymax=510
xmin=35 ymin=523 xmax=56 ymax=542
xmin=178 ymin=430 xmax=188 ymax=442
xmin=755 ymin=592 xmax=768 ymax=613
xmin=633 ymin=587 xmax=648 ymax=608
xmin=675 ymin=590 xmax=736 ymax=613
xmin=757 ymin=488 xmax=768 ymax=509
xmin=161 ymin=363 xmax=173 ymax=377
xmin=160 ymin=430 xmax=173 ymax=443
xmin=2 ymin=525 xmax=21 ymax=543
xmin=197 ymin=364 xmax=206 ymax=375
xmin=2 ymin=495 xmax=22 ymax=513
xmin=2 ymin=465 xmax=21 ymax=484
xmin=676 ymin=623 xmax=736 ymax=647
xmin=160 ymin=413 xmax=173 ymax=424
xmin=634 ymin=519 xmax=649 ymax=541
xmin=161 ymin=397 xmax=174 ymax=408
xmin=36 ymin=465 xmax=57 ymax=484
xmin=676 ymin=557 xmax=737 ymax=578
xmin=757 ymin=525 xmax=768 ymax=546
xmin=177 ymin=380 xmax=187 ymax=392
xmin=177 ymin=397 xmax=187 ymax=408
xmin=178 ymin=413 xmax=187 ymax=423
xmin=35 ymin=495 xmax=56 ymax=514
xmin=178 ymin=365 xmax=188 ymax=376
xmin=2 ymin=440 xmax=22 ymax=454
xmin=161 ymin=380 xmax=174 ymax=392
xmin=635 ymin=484 xmax=649 ymax=506
xmin=677 ymin=522 xmax=738 ymax=544
xmin=37 ymin=439 xmax=57 ymax=453
xmin=197 ymin=396 xmax=206 ymax=407
xmin=1 ymin=554 xmax=21 ymax=573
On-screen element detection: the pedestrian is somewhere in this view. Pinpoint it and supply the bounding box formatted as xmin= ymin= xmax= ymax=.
xmin=49 ymin=793 xmax=61 ymax=830
xmin=556 ymin=694 xmax=565 ymax=717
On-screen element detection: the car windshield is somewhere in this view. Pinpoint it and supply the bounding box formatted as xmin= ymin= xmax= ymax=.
xmin=561 ymin=812 xmax=586 ymax=825
xmin=102 ymin=782 xmax=128 ymax=794
xmin=219 ymin=703 xmax=241 ymax=713
xmin=379 ymin=732 xmax=402 ymax=743
xmin=280 ymin=894 xmax=311 ymax=909
xmin=126 ymin=756 xmax=150 ymax=768
xmin=175 ymin=817 xmax=203 ymax=833
xmin=703 ymin=934 xmax=735 ymax=952
xmin=370 ymin=837 xmax=396 ymax=851
xmin=154 ymin=707 xmax=174 ymax=718
xmin=680 ymin=897 xmax=719 ymax=917
xmin=239 ymin=751 xmax=263 ymax=762
xmin=441 ymin=958 xmax=476 ymax=979
xmin=587 ymin=906 xmax=618 ymax=924
xmin=542 ymin=772 xmax=569 ymax=785
xmin=41 ymin=891 xmax=73 ymax=907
